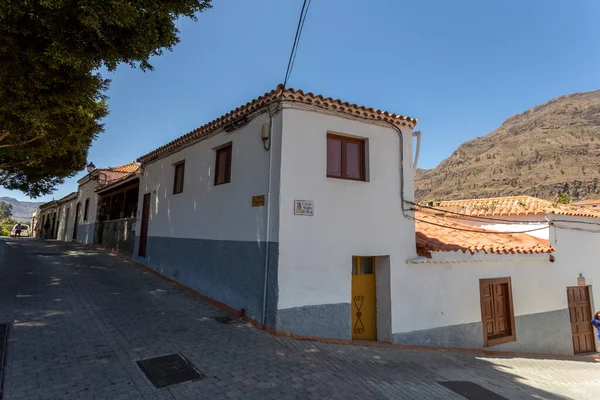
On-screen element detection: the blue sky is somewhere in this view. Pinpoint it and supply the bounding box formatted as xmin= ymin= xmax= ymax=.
xmin=3 ymin=0 xmax=600 ymax=202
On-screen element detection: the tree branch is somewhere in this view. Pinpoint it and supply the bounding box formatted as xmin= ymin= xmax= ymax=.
xmin=0 ymin=171 xmax=13 ymax=185
xmin=0 ymin=131 xmax=9 ymax=144
xmin=0 ymin=135 xmax=43 ymax=149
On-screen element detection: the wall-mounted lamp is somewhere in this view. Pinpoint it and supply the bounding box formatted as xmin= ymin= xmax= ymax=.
xmin=87 ymin=162 xmax=96 ymax=174
xmin=262 ymin=122 xmax=271 ymax=151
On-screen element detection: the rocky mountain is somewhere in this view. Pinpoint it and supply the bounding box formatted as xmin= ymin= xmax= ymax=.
xmin=0 ymin=197 xmax=44 ymax=222
xmin=415 ymin=90 xmax=600 ymax=202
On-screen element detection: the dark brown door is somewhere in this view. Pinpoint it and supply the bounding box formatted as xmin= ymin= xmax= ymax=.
xmin=567 ymin=286 xmax=595 ymax=354
xmin=138 ymin=193 xmax=151 ymax=257
xmin=72 ymin=203 xmax=80 ymax=241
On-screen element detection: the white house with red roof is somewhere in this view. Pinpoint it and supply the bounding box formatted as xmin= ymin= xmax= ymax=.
xmin=73 ymin=162 xmax=140 ymax=244
xmin=132 ymin=85 xmax=419 ymax=340
xmin=405 ymin=201 xmax=600 ymax=355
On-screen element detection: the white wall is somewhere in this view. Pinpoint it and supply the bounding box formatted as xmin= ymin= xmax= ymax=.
xmin=135 ymin=112 xmax=282 ymax=243
xmin=277 ymin=106 xmax=417 ymax=311
xmin=75 ymin=180 xmax=99 ymax=243
xmin=401 ymin=253 xmax=558 ymax=333
xmin=446 ymin=215 xmax=549 ymax=239
xmin=549 ymin=216 xmax=600 ymax=314
xmin=56 ymin=199 xmax=76 ymax=241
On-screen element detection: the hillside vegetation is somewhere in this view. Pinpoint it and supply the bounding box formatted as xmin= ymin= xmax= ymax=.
xmin=416 ymin=90 xmax=600 ymax=201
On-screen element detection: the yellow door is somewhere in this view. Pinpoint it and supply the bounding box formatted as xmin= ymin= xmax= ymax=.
xmin=351 ymin=256 xmax=377 ymax=340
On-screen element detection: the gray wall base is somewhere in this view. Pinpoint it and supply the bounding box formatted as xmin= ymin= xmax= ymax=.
xmin=393 ymin=309 xmax=573 ymax=355
xmin=276 ymin=303 xmax=351 ymax=340
xmin=132 ymin=236 xmax=278 ymax=324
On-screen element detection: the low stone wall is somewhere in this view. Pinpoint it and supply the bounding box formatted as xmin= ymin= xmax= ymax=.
xmin=98 ymin=218 xmax=136 ymax=258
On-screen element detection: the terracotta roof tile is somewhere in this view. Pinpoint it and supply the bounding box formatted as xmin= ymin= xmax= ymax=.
xmin=432 ymin=196 xmax=600 ymax=219
xmin=109 ymin=162 xmax=140 ymax=173
xmin=415 ymin=212 xmax=554 ymax=258
xmin=137 ymin=85 xmax=418 ymax=164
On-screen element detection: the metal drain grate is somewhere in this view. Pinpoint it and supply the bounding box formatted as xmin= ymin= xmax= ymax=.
xmin=137 ymin=354 xmax=203 ymax=388
xmin=214 ymin=315 xmax=243 ymax=324
xmin=439 ymin=381 xmax=506 ymax=399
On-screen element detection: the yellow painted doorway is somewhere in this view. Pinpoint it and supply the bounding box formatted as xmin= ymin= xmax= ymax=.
xmin=351 ymin=256 xmax=377 ymax=340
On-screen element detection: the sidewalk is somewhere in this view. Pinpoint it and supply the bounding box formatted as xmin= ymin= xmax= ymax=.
xmin=1 ymin=238 xmax=599 ymax=399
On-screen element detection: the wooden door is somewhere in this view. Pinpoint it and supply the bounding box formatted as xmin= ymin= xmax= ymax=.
xmin=72 ymin=203 xmax=80 ymax=241
xmin=138 ymin=193 xmax=151 ymax=257
xmin=351 ymin=256 xmax=377 ymax=341
xmin=567 ymin=286 xmax=595 ymax=354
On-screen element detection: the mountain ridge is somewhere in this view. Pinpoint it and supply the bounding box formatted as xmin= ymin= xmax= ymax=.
xmin=0 ymin=196 xmax=44 ymax=222
xmin=415 ymin=89 xmax=600 ymax=202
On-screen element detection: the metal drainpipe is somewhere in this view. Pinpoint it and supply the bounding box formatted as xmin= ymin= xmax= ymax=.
xmin=412 ymin=130 xmax=422 ymax=170
xmin=261 ymin=111 xmax=274 ymax=326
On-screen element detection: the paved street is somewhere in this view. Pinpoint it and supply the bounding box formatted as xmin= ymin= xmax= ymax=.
xmin=1 ymin=238 xmax=599 ymax=399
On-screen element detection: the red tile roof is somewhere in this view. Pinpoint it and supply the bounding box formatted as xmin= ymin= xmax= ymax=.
xmin=415 ymin=212 xmax=554 ymax=258
xmin=108 ymin=162 xmax=140 ymax=174
xmin=432 ymin=196 xmax=600 ymax=219
xmin=137 ymin=85 xmax=418 ymax=164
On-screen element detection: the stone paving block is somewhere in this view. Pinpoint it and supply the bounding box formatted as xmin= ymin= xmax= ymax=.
xmin=1 ymin=239 xmax=600 ymax=399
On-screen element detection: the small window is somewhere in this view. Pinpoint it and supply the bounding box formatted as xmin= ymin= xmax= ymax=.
xmin=352 ymin=256 xmax=375 ymax=275
xmin=83 ymin=198 xmax=90 ymax=221
xmin=214 ymin=144 xmax=232 ymax=186
xmin=479 ymin=278 xmax=516 ymax=347
xmin=327 ymin=133 xmax=366 ymax=181
xmin=173 ymin=161 xmax=185 ymax=194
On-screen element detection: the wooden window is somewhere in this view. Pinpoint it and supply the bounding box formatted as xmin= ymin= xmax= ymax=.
xmin=479 ymin=278 xmax=516 ymax=347
xmin=83 ymin=198 xmax=90 ymax=221
xmin=214 ymin=143 xmax=232 ymax=186
xmin=173 ymin=161 xmax=185 ymax=194
xmin=327 ymin=133 xmax=366 ymax=181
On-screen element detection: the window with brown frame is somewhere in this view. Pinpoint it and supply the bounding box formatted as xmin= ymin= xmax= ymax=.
xmin=173 ymin=161 xmax=185 ymax=194
xmin=479 ymin=277 xmax=516 ymax=347
xmin=327 ymin=133 xmax=366 ymax=181
xmin=83 ymin=198 xmax=90 ymax=221
xmin=214 ymin=143 xmax=232 ymax=186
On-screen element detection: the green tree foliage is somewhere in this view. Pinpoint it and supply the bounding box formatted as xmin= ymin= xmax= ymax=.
xmin=0 ymin=0 xmax=212 ymax=197
xmin=556 ymin=193 xmax=571 ymax=205
xmin=0 ymin=201 xmax=12 ymax=219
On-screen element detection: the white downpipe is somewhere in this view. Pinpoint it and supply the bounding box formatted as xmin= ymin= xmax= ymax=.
xmin=412 ymin=130 xmax=422 ymax=170
xmin=261 ymin=111 xmax=274 ymax=325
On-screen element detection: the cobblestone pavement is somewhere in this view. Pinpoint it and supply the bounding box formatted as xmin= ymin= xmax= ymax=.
xmin=1 ymin=238 xmax=600 ymax=400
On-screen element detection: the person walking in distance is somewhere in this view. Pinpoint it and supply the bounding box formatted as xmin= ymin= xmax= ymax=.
xmin=15 ymin=223 xmax=22 ymax=238
xmin=591 ymin=311 xmax=600 ymax=341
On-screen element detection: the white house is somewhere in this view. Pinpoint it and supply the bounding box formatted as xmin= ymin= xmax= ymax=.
xmin=405 ymin=208 xmax=600 ymax=355
xmin=55 ymin=192 xmax=78 ymax=241
xmin=74 ymin=162 xmax=139 ymax=244
xmin=133 ymin=85 xmax=419 ymax=341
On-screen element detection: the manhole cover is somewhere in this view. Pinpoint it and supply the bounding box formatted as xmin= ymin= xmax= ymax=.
xmin=439 ymin=381 xmax=506 ymax=399
xmin=214 ymin=315 xmax=242 ymax=324
xmin=137 ymin=354 xmax=203 ymax=388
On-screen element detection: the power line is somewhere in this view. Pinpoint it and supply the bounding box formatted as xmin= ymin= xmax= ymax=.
xmin=407 ymin=201 xmax=550 ymax=224
xmin=283 ymin=0 xmax=312 ymax=88
xmin=408 ymin=214 xmax=550 ymax=235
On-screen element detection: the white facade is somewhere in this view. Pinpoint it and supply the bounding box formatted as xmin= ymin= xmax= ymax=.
xmin=136 ymin=112 xmax=281 ymax=243
xmin=549 ymin=215 xmax=600 ymax=313
xmin=277 ymin=106 xmax=416 ymax=339
xmin=446 ymin=215 xmax=549 ymax=239
xmin=133 ymin=101 xmax=417 ymax=335
xmin=55 ymin=194 xmax=77 ymax=242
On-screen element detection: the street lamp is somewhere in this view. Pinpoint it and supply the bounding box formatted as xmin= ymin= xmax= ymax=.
xmin=87 ymin=162 xmax=96 ymax=174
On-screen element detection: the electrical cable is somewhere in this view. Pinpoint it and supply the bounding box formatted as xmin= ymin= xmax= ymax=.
xmin=410 ymin=201 xmax=548 ymax=224
xmin=408 ymin=214 xmax=550 ymax=235
xmin=283 ymin=0 xmax=311 ymax=89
